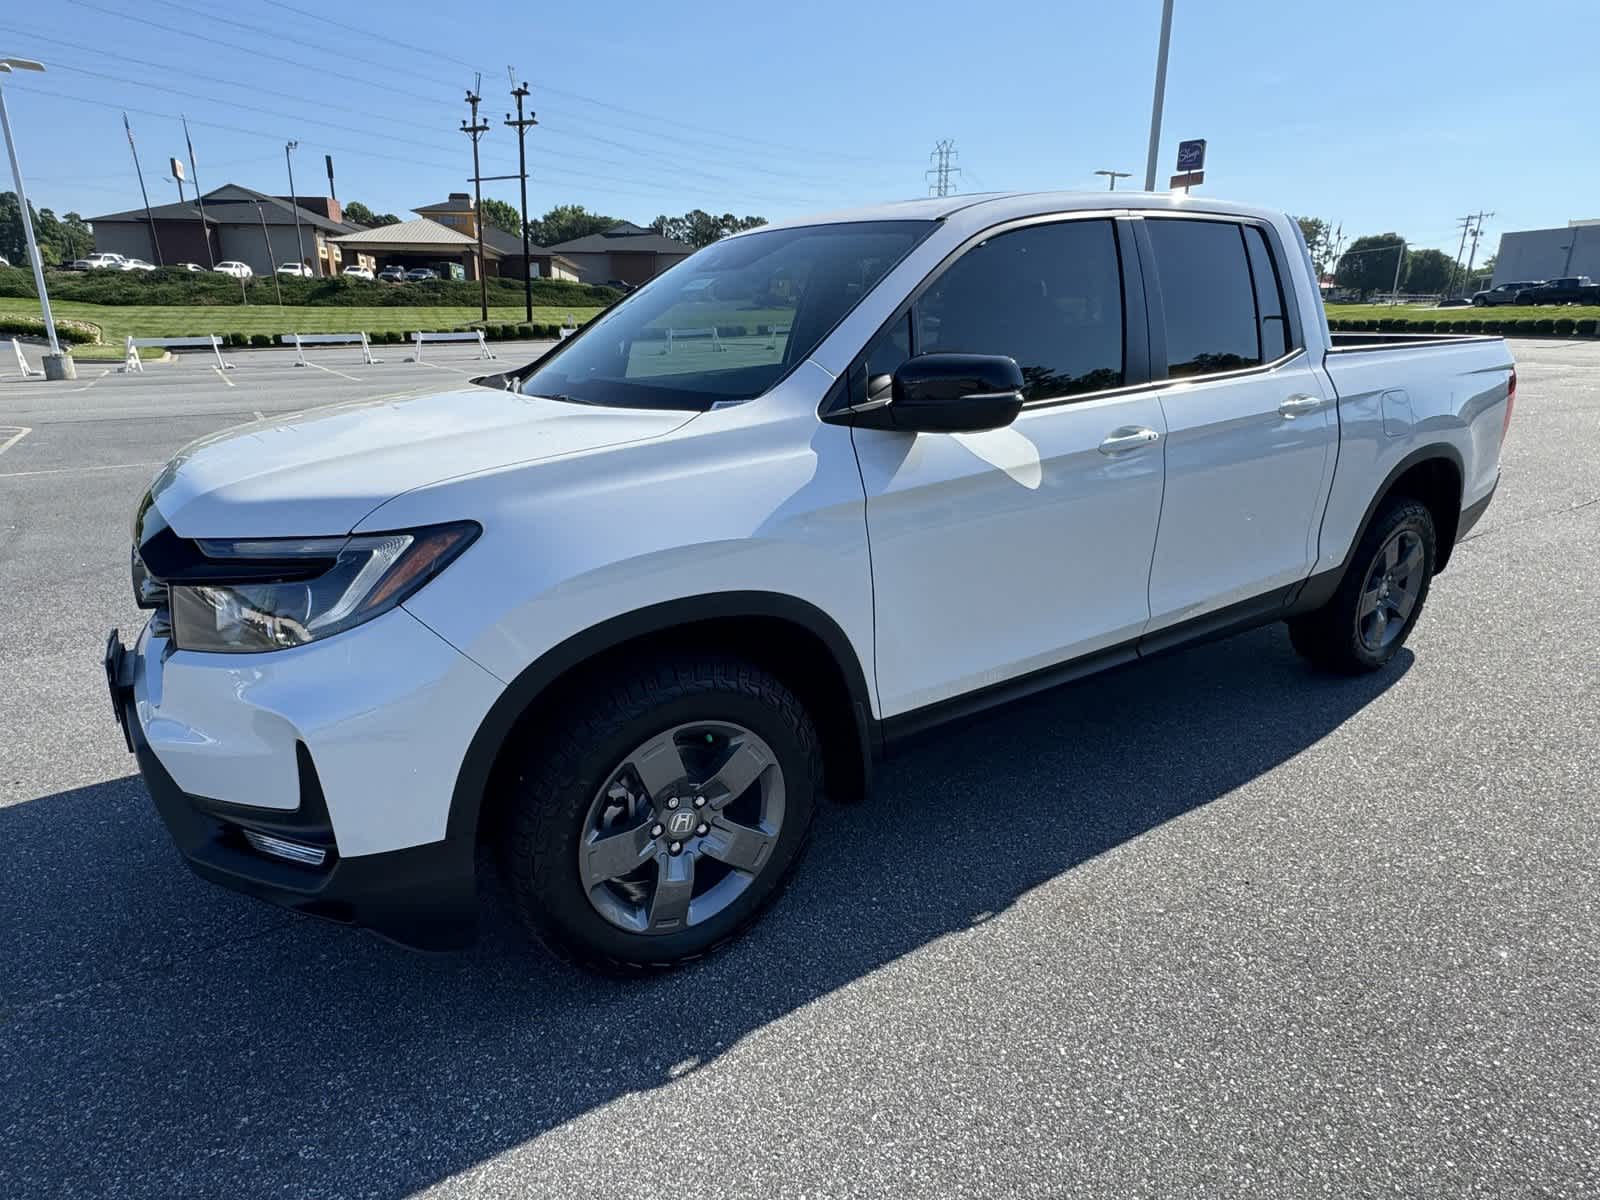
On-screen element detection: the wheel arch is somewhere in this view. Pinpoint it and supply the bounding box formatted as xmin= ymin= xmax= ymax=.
xmin=1338 ymin=445 xmax=1466 ymax=580
xmin=449 ymin=593 xmax=878 ymax=850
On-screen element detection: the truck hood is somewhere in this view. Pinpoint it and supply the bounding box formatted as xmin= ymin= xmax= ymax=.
xmin=148 ymin=388 xmax=698 ymax=537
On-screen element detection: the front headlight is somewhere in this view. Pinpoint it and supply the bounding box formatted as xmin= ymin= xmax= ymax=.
xmin=168 ymin=522 xmax=479 ymax=653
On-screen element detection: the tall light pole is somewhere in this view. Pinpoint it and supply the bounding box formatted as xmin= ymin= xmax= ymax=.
xmin=0 ymin=57 xmax=72 ymax=379
xmin=284 ymin=140 xmax=305 ymax=275
xmin=1143 ymin=0 xmax=1176 ymax=191
xmin=1095 ymin=169 xmax=1132 ymax=191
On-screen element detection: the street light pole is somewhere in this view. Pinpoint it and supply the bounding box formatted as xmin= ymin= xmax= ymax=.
xmin=253 ymin=202 xmax=283 ymax=305
xmin=0 ymin=56 xmax=72 ymax=379
xmin=1094 ymin=169 xmax=1132 ymax=191
xmin=1143 ymin=0 xmax=1175 ymax=191
xmin=284 ymin=140 xmax=305 ymax=275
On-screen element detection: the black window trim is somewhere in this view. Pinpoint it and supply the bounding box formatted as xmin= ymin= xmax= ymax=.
xmin=821 ymin=209 xmax=1152 ymax=419
xmin=1132 ymin=210 xmax=1309 ymax=389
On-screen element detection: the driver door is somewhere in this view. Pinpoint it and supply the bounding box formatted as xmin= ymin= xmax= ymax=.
xmin=850 ymin=216 xmax=1168 ymax=719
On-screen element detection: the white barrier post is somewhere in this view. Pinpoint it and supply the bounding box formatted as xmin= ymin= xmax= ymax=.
xmin=291 ymin=333 xmax=308 ymax=367
xmin=765 ymin=323 xmax=791 ymax=351
xmin=360 ymin=331 xmax=380 ymax=365
xmin=409 ymin=332 xmax=424 ymax=364
xmin=120 ymin=334 xmax=143 ymax=374
xmin=12 ymin=337 xmax=42 ymax=378
xmin=475 ymin=330 xmax=496 ymax=360
xmin=210 ymin=334 xmax=235 ymax=371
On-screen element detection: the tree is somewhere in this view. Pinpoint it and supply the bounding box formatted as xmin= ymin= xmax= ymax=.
xmin=528 ymin=204 xmax=620 ymax=246
xmin=1335 ymin=233 xmax=1406 ymax=299
xmin=0 ymin=193 xmax=95 ymax=265
xmin=480 ymin=197 xmax=523 ymax=238
xmin=342 ymin=200 xmax=400 ymax=227
xmin=650 ymin=210 xmax=767 ymax=248
xmin=1291 ymin=215 xmax=1334 ymax=280
xmin=1401 ymin=248 xmax=1454 ymax=296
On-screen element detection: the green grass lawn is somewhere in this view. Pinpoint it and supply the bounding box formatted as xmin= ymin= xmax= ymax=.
xmin=25 ymin=302 xmax=607 ymax=348
xmin=1324 ymin=302 xmax=1600 ymax=324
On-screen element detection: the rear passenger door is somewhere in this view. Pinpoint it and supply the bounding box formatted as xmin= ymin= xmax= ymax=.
xmin=850 ymin=216 xmax=1169 ymax=718
xmin=1138 ymin=215 xmax=1337 ymax=632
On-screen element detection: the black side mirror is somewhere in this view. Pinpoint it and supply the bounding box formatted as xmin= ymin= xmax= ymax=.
xmin=884 ymin=354 xmax=1024 ymax=432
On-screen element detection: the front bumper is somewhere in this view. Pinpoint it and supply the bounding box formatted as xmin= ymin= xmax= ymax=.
xmin=105 ymin=630 xmax=480 ymax=951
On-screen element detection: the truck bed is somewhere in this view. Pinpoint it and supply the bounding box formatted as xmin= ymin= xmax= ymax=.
xmin=1327 ymin=330 xmax=1503 ymax=352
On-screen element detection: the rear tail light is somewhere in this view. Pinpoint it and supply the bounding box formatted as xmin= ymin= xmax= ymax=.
xmin=1502 ymin=367 xmax=1516 ymax=443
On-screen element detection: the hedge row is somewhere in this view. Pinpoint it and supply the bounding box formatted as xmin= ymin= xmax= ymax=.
xmin=198 ymin=321 xmax=583 ymax=349
xmin=1329 ymin=315 xmax=1599 ymax=338
xmin=0 ymin=312 xmax=101 ymax=344
xmin=0 ymin=265 xmax=619 ymax=309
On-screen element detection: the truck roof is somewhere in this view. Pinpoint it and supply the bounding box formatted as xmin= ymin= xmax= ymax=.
xmin=754 ymin=190 xmax=1286 ymax=232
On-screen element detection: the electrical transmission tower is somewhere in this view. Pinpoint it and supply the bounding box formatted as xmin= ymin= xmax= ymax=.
xmin=926 ymin=140 xmax=961 ymax=198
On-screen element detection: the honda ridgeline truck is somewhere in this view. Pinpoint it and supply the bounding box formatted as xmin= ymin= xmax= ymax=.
xmin=106 ymin=193 xmax=1515 ymax=970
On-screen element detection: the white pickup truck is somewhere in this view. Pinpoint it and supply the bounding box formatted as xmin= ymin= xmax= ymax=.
xmin=106 ymin=193 xmax=1514 ymax=970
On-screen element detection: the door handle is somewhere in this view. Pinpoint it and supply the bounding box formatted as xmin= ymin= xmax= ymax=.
xmin=1278 ymin=394 xmax=1324 ymax=418
xmin=1098 ymin=426 xmax=1161 ymax=455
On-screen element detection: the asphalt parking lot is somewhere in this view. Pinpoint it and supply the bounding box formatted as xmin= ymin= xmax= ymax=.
xmin=2 ymin=339 xmax=1596 ymax=1198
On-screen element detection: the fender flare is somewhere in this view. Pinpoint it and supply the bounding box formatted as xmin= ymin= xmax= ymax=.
xmin=445 ymin=591 xmax=877 ymax=842
xmin=1290 ymin=442 xmax=1466 ymax=612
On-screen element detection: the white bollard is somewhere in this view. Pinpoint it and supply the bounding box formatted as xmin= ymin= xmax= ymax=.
xmin=12 ymin=337 xmax=42 ymax=378
xmin=120 ymin=335 xmax=144 ymax=374
xmin=360 ymin=331 xmax=381 ymax=365
xmin=210 ymin=334 xmax=235 ymax=371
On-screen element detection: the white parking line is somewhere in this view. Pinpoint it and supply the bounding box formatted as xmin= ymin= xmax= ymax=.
xmin=302 ymin=360 xmax=362 ymax=382
xmin=73 ymin=369 xmax=112 ymax=391
xmin=0 ymin=426 xmax=32 ymax=456
xmin=0 ymin=460 xmax=160 ymax=480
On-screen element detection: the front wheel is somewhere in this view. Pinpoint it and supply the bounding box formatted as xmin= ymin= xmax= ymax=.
xmin=1288 ymin=497 xmax=1437 ymax=673
xmin=499 ymin=656 xmax=820 ymax=971
xmin=1471 ymin=296 xmax=1486 ymax=307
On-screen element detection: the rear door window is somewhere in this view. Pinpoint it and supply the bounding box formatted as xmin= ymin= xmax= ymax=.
xmin=1145 ymin=218 xmax=1262 ymax=378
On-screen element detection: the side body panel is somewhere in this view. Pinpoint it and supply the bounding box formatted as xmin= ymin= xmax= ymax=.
xmin=381 ymin=363 xmax=882 ymax=714
xmin=855 ymin=390 xmax=1168 ymax=716
xmin=1318 ymin=340 xmax=1512 ymax=572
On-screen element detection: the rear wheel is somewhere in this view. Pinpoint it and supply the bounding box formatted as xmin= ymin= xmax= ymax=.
xmin=1288 ymin=497 xmax=1437 ymax=673
xmin=499 ymin=655 xmax=820 ymax=971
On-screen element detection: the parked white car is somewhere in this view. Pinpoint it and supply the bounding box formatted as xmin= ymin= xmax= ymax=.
xmin=341 ymin=265 xmax=375 ymax=280
xmin=76 ymin=252 xmax=128 ymax=270
xmin=213 ymin=261 xmax=253 ymax=279
xmin=108 ymin=192 xmax=1514 ymax=970
xmin=276 ymin=262 xmax=314 ymax=277
xmin=122 ymin=258 xmax=156 ymax=272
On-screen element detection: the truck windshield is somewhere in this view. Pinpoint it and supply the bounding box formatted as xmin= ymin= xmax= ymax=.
xmin=520 ymin=220 xmax=934 ymax=410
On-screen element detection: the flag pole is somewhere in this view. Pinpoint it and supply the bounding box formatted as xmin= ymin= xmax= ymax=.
xmin=123 ymin=112 xmax=162 ymax=266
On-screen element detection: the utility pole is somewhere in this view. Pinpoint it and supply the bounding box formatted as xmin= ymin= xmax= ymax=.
xmin=182 ymin=116 xmax=215 ymax=268
xmin=1462 ymin=211 xmax=1493 ymax=289
xmin=926 ymin=139 xmax=960 ymax=198
xmin=1143 ymin=0 xmax=1176 ymax=190
xmin=1447 ymin=214 xmax=1475 ymax=299
xmin=1094 ymin=169 xmax=1132 ymax=191
xmin=462 ymin=82 xmax=490 ymax=324
xmin=122 ymin=113 xmax=162 ymax=266
xmin=284 ymin=140 xmax=305 ymax=275
xmin=505 ymin=79 xmax=538 ymax=324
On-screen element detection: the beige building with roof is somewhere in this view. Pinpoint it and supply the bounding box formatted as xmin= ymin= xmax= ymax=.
xmin=330 ymin=195 xmax=580 ymax=281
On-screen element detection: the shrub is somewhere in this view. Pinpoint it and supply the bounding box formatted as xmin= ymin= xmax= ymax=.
xmin=1481 ymin=320 xmax=1501 ymax=335
xmin=1512 ymin=318 xmax=1536 ymax=334
xmin=224 ymin=332 xmax=248 ymax=347
xmin=515 ymin=323 xmax=536 ymax=339
xmin=1536 ymin=318 xmax=1556 ymax=335
xmin=1554 ymin=317 xmax=1576 ymax=336
xmin=0 ymin=312 xmax=101 ymax=344
xmin=1413 ymin=319 xmax=1437 ymax=332
xmin=1577 ymin=318 xmax=1598 ymax=337
xmin=249 ymin=332 xmax=274 ymax=347
xmin=496 ymin=323 xmax=520 ymax=340
xmin=1464 ymin=318 xmax=1483 ymax=333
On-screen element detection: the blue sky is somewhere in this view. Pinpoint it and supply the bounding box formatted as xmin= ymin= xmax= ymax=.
xmin=5 ymin=0 xmax=1595 ymax=256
